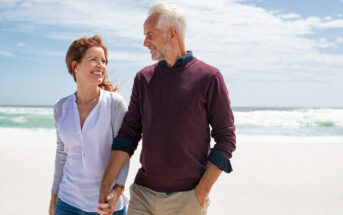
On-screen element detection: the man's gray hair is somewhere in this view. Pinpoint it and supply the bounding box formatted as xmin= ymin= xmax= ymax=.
xmin=148 ymin=2 xmax=187 ymax=41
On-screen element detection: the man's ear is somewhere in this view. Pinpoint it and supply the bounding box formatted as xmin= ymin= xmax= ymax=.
xmin=168 ymin=27 xmax=178 ymax=41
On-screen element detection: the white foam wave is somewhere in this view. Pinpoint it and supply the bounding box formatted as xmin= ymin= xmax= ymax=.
xmin=234 ymin=108 xmax=343 ymax=128
xmin=12 ymin=116 xmax=28 ymax=124
xmin=0 ymin=106 xmax=53 ymax=116
xmin=237 ymin=135 xmax=343 ymax=144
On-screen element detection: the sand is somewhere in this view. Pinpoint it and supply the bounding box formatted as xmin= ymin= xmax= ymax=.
xmin=0 ymin=128 xmax=342 ymax=215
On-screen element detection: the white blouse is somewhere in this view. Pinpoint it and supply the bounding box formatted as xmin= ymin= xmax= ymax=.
xmin=52 ymin=89 xmax=129 ymax=212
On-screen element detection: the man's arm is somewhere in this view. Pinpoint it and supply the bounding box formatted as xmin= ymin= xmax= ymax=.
xmin=206 ymin=71 xmax=236 ymax=168
xmin=97 ymin=151 xmax=130 ymax=215
xmin=195 ymin=71 xmax=236 ymax=206
xmin=98 ymin=74 xmax=143 ymax=214
xmin=98 ymin=150 xmax=130 ymax=202
xmin=101 ymin=73 xmax=143 ymax=192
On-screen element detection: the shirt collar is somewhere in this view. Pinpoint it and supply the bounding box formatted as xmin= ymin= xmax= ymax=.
xmin=159 ymin=51 xmax=194 ymax=68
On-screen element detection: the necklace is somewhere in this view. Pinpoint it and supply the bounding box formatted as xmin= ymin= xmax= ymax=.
xmin=75 ymin=92 xmax=99 ymax=104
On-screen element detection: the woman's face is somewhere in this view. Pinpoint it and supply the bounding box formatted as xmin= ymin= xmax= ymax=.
xmin=74 ymin=46 xmax=107 ymax=86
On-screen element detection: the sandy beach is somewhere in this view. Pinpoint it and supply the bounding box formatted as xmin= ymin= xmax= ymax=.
xmin=0 ymin=128 xmax=342 ymax=215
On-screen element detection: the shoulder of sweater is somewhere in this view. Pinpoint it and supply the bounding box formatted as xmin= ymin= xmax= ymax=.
xmin=189 ymin=58 xmax=221 ymax=78
xmin=136 ymin=62 xmax=159 ymax=77
xmin=192 ymin=58 xmax=220 ymax=71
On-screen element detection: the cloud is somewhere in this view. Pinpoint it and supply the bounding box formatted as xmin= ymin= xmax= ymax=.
xmin=0 ymin=50 xmax=15 ymax=57
xmin=0 ymin=0 xmax=146 ymax=41
xmin=28 ymin=49 xmax=65 ymax=56
xmin=179 ymin=0 xmax=343 ymax=80
xmin=1 ymin=0 xmax=343 ymax=83
xmin=324 ymin=16 xmax=333 ymax=21
xmin=0 ymin=0 xmax=22 ymax=9
xmin=108 ymin=51 xmax=149 ymax=63
xmin=314 ymin=19 xmax=343 ymax=28
xmin=280 ymin=13 xmax=301 ymax=19
xmin=46 ymin=32 xmax=105 ymax=40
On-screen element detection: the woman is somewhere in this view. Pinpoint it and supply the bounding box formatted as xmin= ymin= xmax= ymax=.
xmin=49 ymin=35 xmax=129 ymax=215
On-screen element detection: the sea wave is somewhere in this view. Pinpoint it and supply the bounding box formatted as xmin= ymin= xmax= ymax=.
xmin=0 ymin=106 xmax=342 ymax=136
xmin=235 ymin=108 xmax=343 ymax=128
xmin=0 ymin=106 xmax=54 ymax=129
xmin=0 ymin=106 xmax=53 ymax=116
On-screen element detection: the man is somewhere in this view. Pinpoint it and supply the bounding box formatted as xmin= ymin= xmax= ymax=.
xmin=98 ymin=2 xmax=236 ymax=215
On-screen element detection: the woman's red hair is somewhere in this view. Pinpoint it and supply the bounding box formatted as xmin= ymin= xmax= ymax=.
xmin=65 ymin=35 xmax=119 ymax=92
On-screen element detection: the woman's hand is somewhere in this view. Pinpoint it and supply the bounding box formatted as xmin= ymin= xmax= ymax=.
xmin=48 ymin=194 xmax=58 ymax=215
xmin=97 ymin=184 xmax=124 ymax=215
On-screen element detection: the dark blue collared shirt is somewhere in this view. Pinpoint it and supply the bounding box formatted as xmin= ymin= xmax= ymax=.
xmin=159 ymin=51 xmax=194 ymax=68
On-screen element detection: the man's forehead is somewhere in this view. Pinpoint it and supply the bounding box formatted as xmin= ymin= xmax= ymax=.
xmin=146 ymin=13 xmax=159 ymax=24
xmin=144 ymin=15 xmax=160 ymax=35
xmin=144 ymin=14 xmax=159 ymax=27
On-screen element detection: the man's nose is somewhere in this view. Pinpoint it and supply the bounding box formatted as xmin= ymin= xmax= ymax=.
xmin=143 ymin=38 xmax=149 ymax=47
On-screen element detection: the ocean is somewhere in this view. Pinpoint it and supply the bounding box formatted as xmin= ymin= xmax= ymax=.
xmin=0 ymin=105 xmax=342 ymax=138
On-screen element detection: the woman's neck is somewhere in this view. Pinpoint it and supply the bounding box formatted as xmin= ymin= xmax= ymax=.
xmin=76 ymin=84 xmax=100 ymax=104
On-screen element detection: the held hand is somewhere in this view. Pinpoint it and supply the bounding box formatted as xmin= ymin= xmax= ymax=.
xmin=98 ymin=183 xmax=112 ymax=204
xmin=194 ymin=185 xmax=209 ymax=207
xmin=48 ymin=194 xmax=58 ymax=215
xmin=106 ymin=187 xmax=121 ymax=208
xmin=97 ymin=202 xmax=115 ymax=215
xmin=97 ymin=184 xmax=112 ymax=215
xmin=97 ymin=185 xmax=123 ymax=215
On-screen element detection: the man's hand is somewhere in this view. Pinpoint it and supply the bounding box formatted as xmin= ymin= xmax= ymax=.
xmin=194 ymin=162 xmax=222 ymax=207
xmin=194 ymin=184 xmax=209 ymax=207
xmin=97 ymin=184 xmax=113 ymax=215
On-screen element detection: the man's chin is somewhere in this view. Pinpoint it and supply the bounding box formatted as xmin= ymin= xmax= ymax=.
xmin=151 ymin=55 xmax=161 ymax=61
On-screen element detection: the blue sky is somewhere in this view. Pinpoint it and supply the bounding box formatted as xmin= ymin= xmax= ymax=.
xmin=1 ymin=0 xmax=343 ymax=107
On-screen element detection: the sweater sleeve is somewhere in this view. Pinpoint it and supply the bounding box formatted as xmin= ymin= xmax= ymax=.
xmin=112 ymin=74 xmax=142 ymax=156
xmin=110 ymin=93 xmax=130 ymax=186
xmin=51 ymin=100 xmax=67 ymax=194
xmin=206 ymin=71 xmax=236 ymax=173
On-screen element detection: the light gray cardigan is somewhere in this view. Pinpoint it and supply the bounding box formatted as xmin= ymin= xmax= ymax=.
xmin=51 ymin=92 xmax=130 ymax=194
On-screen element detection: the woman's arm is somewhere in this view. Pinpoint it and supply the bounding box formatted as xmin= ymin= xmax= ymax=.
xmin=51 ymin=129 xmax=67 ymax=194
xmin=49 ymin=99 xmax=67 ymax=214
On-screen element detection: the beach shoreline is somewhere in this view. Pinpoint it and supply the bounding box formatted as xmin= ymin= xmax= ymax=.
xmin=0 ymin=128 xmax=342 ymax=214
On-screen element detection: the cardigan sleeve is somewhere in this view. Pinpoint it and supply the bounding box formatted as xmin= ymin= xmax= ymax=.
xmin=51 ymin=98 xmax=68 ymax=194
xmin=110 ymin=93 xmax=130 ymax=186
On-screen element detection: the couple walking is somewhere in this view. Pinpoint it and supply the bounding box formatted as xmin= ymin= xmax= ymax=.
xmin=49 ymin=2 xmax=236 ymax=215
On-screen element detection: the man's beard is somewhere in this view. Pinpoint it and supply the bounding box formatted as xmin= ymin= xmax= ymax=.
xmin=151 ymin=38 xmax=171 ymax=61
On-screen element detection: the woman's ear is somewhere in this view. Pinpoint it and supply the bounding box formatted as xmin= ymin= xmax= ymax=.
xmin=71 ymin=61 xmax=78 ymax=73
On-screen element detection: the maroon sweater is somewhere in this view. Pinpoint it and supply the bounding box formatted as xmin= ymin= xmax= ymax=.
xmin=113 ymin=55 xmax=236 ymax=191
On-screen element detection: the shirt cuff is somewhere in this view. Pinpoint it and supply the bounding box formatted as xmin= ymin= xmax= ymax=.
xmin=208 ymin=148 xmax=233 ymax=173
xmin=112 ymin=137 xmax=134 ymax=156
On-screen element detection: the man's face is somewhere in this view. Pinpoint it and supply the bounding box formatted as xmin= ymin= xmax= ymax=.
xmin=143 ymin=14 xmax=171 ymax=61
